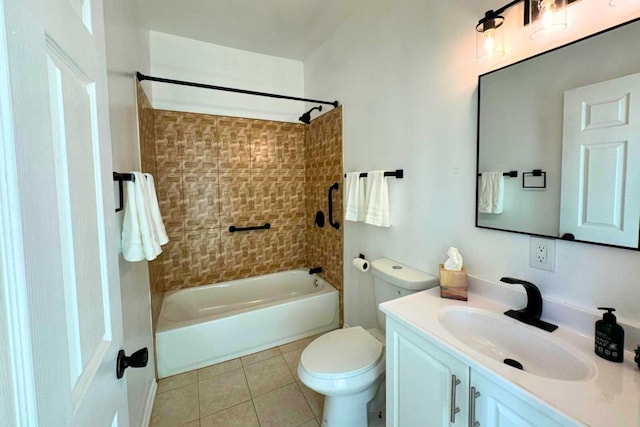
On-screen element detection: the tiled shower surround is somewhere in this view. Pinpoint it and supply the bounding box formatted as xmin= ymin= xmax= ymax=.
xmin=137 ymin=84 xmax=164 ymax=327
xmin=136 ymin=85 xmax=344 ymax=329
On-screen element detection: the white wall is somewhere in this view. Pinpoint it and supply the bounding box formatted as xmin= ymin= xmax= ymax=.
xmin=149 ymin=31 xmax=306 ymax=122
xmin=103 ymin=1 xmax=156 ymax=426
xmin=303 ymin=0 xmax=640 ymax=331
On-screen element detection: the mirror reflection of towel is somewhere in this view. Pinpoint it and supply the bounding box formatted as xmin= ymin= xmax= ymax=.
xmin=478 ymin=172 xmax=504 ymax=214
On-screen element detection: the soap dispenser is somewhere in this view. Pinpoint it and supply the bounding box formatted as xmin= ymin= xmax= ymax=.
xmin=595 ymin=307 xmax=624 ymax=362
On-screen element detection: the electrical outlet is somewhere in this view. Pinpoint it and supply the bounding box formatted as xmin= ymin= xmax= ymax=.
xmin=536 ymin=244 xmax=547 ymax=264
xmin=530 ymin=237 xmax=555 ymax=271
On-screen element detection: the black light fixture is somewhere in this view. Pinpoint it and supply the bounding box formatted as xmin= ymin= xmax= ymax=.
xmin=475 ymin=0 xmax=526 ymax=60
xmin=476 ymin=9 xmax=507 ymax=59
xmin=299 ymin=105 xmax=322 ymax=125
xmin=476 ymin=0 xmax=573 ymax=60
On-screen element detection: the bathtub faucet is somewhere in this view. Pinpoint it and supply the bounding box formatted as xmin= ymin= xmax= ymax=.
xmin=309 ymin=266 xmax=323 ymax=275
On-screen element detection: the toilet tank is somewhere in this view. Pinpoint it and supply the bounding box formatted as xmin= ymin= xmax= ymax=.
xmin=371 ymin=258 xmax=438 ymax=331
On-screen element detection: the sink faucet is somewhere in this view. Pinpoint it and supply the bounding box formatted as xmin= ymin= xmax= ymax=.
xmin=500 ymin=277 xmax=558 ymax=332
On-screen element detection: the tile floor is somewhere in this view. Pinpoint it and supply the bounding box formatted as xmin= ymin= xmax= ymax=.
xmin=150 ymin=336 xmax=325 ymax=427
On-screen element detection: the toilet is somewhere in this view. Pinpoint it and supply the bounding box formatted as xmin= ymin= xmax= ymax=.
xmin=298 ymin=258 xmax=438 ymax=427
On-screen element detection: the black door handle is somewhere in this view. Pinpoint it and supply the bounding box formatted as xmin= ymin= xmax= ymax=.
xmin=116 ymin=347 xmax=148 ymax=379
xmin=328 ymin=182 xmax=340 ymax=229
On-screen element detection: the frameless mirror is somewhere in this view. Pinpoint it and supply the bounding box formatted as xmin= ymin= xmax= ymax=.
xmin=476 ymin=18 xmax=640 ymax=250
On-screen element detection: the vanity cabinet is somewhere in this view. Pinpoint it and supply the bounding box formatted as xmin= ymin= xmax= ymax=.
xmin=387 ymin=317 xmax=469 ymax=426
xmin=471 ymin=369 xmax=569 ymax=427
xmin=386 ymin=317 xmax=575 ymax=427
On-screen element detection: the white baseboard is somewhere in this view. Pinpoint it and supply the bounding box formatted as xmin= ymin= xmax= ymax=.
xmin=140 ymin=379 xmax=157 ymax=427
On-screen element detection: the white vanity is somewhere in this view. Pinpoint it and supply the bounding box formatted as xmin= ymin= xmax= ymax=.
xmin=380 ymin=279 xmax=640 ymax=427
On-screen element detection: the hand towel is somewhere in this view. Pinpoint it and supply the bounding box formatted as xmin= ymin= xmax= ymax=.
xmin=364 ymin=170 xmax=391 ymax=227
xmin=121 ymin=172 xmax=163 ymax=262
xmin=144 ymin=173 xmax=169 ymax=245
xmin=478 ymin=172 xmax=504 ymax=214
xmin=134 ymin=171 xmax=162 ymax=259
xmin=344 ymin=172 xmax=366 ymax=222
xmin=121 ymin=179 xmax=145 ymax=262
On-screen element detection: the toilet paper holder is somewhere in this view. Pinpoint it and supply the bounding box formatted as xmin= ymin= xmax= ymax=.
xmin=353 ymin=254 xmax=370 ymax=272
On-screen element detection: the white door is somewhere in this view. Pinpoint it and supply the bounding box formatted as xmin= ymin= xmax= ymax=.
xmin=560 ymin=73 xmax=640 ymax=248
xmin=1 ymin=0 xmax=129 ymax=425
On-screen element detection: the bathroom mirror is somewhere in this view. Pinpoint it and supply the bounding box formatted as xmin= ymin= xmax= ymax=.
xmin=476 ymin=18 xmax=640 ymax=250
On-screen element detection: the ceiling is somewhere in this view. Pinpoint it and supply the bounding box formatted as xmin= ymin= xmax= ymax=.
xmin=133 ymin=0 xmax=365 ymax=61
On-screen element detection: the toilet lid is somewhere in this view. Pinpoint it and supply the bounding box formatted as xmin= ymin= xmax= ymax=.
xmin=300 ymin=327 xmax=384 ymax=378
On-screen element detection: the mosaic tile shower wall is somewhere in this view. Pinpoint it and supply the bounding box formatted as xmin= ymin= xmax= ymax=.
xmin=136 ymin=83 xmax=164 ymax=329
xmin=136 ymin=96 xmax=344 ymax=326
xmin=304 ymin=107 xmax=344 ymax=322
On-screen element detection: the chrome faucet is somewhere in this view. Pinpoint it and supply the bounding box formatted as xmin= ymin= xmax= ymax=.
xmin=500 ymin=277 xmax=558 ymax=332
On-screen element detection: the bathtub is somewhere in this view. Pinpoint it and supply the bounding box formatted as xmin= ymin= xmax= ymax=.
xmin=155 ymin=269 xmax=339 ymax=378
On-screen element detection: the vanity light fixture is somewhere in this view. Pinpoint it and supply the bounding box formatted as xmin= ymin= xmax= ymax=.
xmin=476 ymin=0 xmax=575 ymax=60
xmin=528 ymin=0 xmax=568 ymax=39
xmin=476 ymin=10 xmax=506 ymax=59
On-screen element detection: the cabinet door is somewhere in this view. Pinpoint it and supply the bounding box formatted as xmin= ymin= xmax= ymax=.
xmin=471 ymin=369 xmax=576 ymax=427
xmin=387 ymin=318 xmax=468 ymax=427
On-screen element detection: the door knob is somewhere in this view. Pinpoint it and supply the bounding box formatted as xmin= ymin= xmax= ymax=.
xmin=116 ymin=347 xmax=148 ymax=379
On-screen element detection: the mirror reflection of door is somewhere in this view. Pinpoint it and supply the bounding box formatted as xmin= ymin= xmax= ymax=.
xmin=560 ymin=73 xmax=640 ymax=248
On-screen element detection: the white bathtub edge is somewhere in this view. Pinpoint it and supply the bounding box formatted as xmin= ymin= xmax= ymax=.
xmin=156 ymin=283 xmax=340 ymax=379
xmin=158 ymin=323 xmax=337 ymax=378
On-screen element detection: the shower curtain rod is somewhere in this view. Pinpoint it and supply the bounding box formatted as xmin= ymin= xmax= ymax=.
xmin=136 ymin=72 xmax=339 ymax=108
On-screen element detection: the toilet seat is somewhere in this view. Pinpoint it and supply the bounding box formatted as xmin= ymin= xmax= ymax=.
xmin=300 ymin=327 xmax=384 ymax=379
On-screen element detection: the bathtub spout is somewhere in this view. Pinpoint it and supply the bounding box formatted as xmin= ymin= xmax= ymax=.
xmin=309 ymin=266 xmax=323 ymax=275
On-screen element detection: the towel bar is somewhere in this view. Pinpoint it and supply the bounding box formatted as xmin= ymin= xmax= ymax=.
xmin=477 ymin=171 xmax=517 ymax=178
xmin=522 ymin=169 xmax=546 ymax=189
xmin=343 ymin=169 xmax=404 ymax=179
xmin=229 ymin=223 xmax=271 ymax=233
xmin=113 ymin=172 xmax=135 ymax=212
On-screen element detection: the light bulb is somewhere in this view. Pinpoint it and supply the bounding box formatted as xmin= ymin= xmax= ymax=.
xmin=484 ymin=29 xmax=496 ymax=57
xmin=530 ymin=0 xmax=567 ymax=39
xmin=539 ymin=0 xmax=556 ymax=30
xmin=541 ymin=8 xmax=554 ymax=29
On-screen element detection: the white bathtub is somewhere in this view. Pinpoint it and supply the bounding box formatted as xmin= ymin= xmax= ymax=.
xmin=156 ymin=269 xmax=339 ymax=378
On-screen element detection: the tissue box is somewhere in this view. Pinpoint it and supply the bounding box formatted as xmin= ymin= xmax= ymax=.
xmin=439 ymin=264 xmax=468 ymax=301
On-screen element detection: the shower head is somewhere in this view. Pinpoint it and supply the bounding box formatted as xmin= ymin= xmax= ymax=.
xmin=299 ymin=105 xmax=322 ymax=124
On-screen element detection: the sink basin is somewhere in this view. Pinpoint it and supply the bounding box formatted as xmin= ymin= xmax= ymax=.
xmin=438 ymin=307 xmax=596 ymax=381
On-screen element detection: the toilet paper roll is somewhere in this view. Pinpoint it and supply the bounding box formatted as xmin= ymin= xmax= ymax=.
xmin=352 ymin=257 xmax=369 ymax=272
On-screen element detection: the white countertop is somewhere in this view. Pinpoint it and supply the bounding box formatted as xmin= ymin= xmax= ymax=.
xmin=380 ymin=286 xmax=640 ymax=427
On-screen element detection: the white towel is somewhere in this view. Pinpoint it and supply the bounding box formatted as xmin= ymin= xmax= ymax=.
xmin=478 ymin=172 xmax=504 ymax=214
xmin=121 ymin=172 xmax=166 ymax=262
xmin=344 ymin=172 xmax=366 ymax=222
xmin=144 ymin=173 xmax=169 ymax=245
xmin=121 ymin=179 xmax=145 ymax=262
xmin=364 ymin=170 xmax=390 ymax=227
